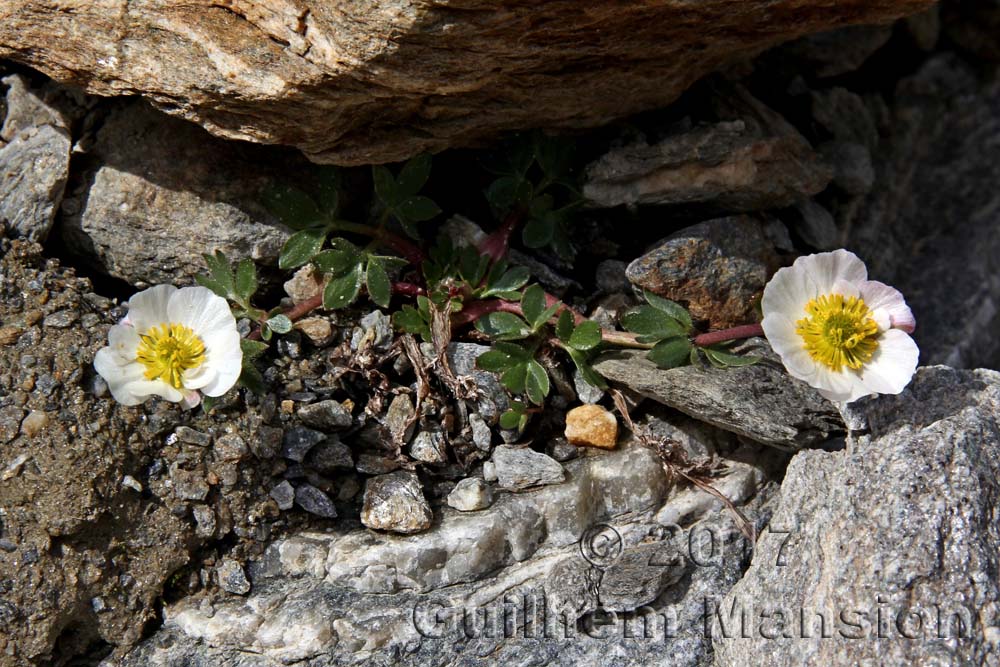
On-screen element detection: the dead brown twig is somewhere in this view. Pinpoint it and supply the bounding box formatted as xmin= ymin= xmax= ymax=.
xmin=610 ymin=390 xmax=757 ymax=543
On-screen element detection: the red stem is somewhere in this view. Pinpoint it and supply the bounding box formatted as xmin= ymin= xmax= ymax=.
xmin=379 ymin=234 xmax=425 ymax=266
xmin=247 ymin=281 xmax=426 ymax=340
xmin=693 ymin=323 xmax=765 ymax=347
xmin=450 ymin=298 xmax=524 ymax=328
xmin=478 ymin=211 xmax=524 ymax=263
xmin=392 ymin=281 xmax=427 ymax=297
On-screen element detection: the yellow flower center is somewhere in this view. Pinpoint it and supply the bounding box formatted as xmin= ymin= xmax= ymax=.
xmin=135 ymin=323 xmax=206 ymax=389
xmin=795 ymin=294 xmax=879 ymax=372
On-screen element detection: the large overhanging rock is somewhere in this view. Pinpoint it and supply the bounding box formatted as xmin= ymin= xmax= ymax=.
xmin=0 ymin=1 xmax=933 ymax=165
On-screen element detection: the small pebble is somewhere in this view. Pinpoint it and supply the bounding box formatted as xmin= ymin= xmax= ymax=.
xmin=193 ymin=505 xmax=217 ymax=538
xmin=175 ymin=426 xmax=211 ymax=447
xmin=270 ymin=480 xmax=296 ymax=510
xmin=121 ymin=475 xmax=143 ymax=492
xmin=447 ymin=478 xmax=494 ymax=512
xmin=469 ymin=413 xmax=492 ymax=451
xmin=215 ymin=434 xmax=248 ymax=461
xmin=19 ymin=411 xmax=48 ymax=437
xmin=282 ymin=427 xmax=326 ymax=462
xmin=294 ymin=483 xmax=338 ymax=518
xmin=355 ymin=453 xmax=401 ymax=475
xmin=409 ymin=430 xmax=448 ymax=464
xmin=42 ymin=310 xmax=78 ymax=329
xmin=564 ymin=404 xmax=618 ymax=449
xmin=298 ymin=400 xmax=353 ymax=431
xmin=305 ymin=438 xmax=353 ymax=473
xmin=295 ymin=317 xmax=333 ymax=346
xmin=217 ymin=560 xmax=251 ymax=595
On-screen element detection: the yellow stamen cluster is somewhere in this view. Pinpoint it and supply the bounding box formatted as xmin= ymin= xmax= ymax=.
xmin=136 ymin=323 xmax=206 ymax=389
xmin=796 ymin=294 xmax=879 ymax=372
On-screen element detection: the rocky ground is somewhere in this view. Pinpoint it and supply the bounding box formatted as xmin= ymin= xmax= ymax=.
xmin=1 ymin=2 xmax=999 ymax=666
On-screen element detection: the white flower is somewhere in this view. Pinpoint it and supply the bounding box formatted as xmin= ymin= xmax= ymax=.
xmin=94 ymin=285 xmax=242 ymax=408
xmin=761 ymin=249 xmax=918 ymax=404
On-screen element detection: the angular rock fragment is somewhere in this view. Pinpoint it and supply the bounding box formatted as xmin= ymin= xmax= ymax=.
xmin=446 ymin=478 xmax=494 ymax=512
xmin=625 ymin=216 xmax=779 ymax=329
xmin=584 ymin=87 xmax=831 ymax=212
xmin=592 ymin=342 xmax=842 ymax=450
xmin=491 ymin=446 xmax=566 ymax=491
xmin=715 ymin=367 xmax=1000 ymax=666
xmin=361 ymin=471 xmax=433 ymax=534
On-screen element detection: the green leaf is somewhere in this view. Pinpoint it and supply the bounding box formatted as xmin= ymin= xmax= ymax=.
xmin=266 ymin=314 xmax=292 ymax=334
xmin=459 ymin=247 xmax=491 ymax=287
xmin=568 ymin=320 xmax=602 ymax=351
xmin=555 ymin=309 xmax=574 ymax=342
xmin=644 ymin=291 xmax=693 ymax=331
xmin=620 ymin=305 xmax=688 ymax=343
xmin=475 ymin=342 xmax=529 ymax=372
xmin=366 ymin=257 xmax=392 ymax=308
xmin=475 ymin=311 xmax=531 ymax=340
xmin=522 ymin=217 xmax=555 ymax=248
xmin=204 ymin=251 xmax=235 ymax=298
xmin=397 ymin=153 xmax=432 ymax=197
xmin=485 ymin=175 xmax=531 ymax=213
xmin=394 ymin=305 xmax=430 ymax=339
xmin=702 ymin=347 xmax=761 ymax=368
xmin=240 ymin=338 xmax=269 ymax=361
xmin=372 ymin=165 xmax=397 ymax=205
xmin=647 ymin=336 xmax=694 ymax=369
xmin=201 ymin=396 xmax=217 ymax=414
xmin=234 ymin=258 xmax=257 ymax=303
xmin=261 ymin=185 xmax=323 ymax=230
xmin=500 ymin=363 xmax=528 ymax=394
xmin=323 ymin=264 xmax=363 ymax=309
xmin=499 ymin=410 xmax=524 ymax=430
xmin=313 ymin=240 xmax=360 ymax=275
xmin=524 ymin=359 xmax=550 ymax=405
xmin=568 ymin=348 xmax=608 ymax=390
xmin=239 ymin=362 xmax=266 ymax=395
xmin=482 ymin=266 xmax=530 ymax=297
xmin=194 ymin=274 xmax=228 ymax=299
xmin=520 ymin=285 xmax=547 ymax=328
xmin=397 ymin=195 xmax=441 ymax=223
xmin=279 ymin=228 xmax=327 ymax=270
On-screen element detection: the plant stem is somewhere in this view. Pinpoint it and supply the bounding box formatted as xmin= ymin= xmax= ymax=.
xmin=246 ymin=281 xmax=425 ymax=341
xmin=692 ymin=323 xmax=765 ymax=347
xmin=451 ymin=296 xmax=653 ymax=349
xmin=478 ymin=210 xmax=524 ymax=263
xmin=330 ymin=220 xmax=425 ymax=265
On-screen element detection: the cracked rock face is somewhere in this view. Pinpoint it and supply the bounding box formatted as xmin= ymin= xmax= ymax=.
xmin=0 ymin=0 xmax=933 ymax=165
xmin=714 ymin=366 xmax=1000 ymax=666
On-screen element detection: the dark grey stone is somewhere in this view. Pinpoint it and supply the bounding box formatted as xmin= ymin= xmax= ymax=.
xmin=281 ymin=427 xmax=326 ymax=463
xmin=293 ymin=484 xmax=337 ymax=519
xmin=297 ymin=400 xmax=353 ymax=431
xmin=592 ymin=341 xmax=843 ymax=451
xmin=491 ymin=445 xmax=565 ymax=491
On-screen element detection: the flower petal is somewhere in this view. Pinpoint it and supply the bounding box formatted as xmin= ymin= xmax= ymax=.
xmin=180 ymin=391 xmax=202 ymax=410
xmin=198 ymin=327 xmax=242 ymax=397
xmin=762 ymin=314 xmax=815 ymax=378
xmin=792 ymin=249 xmax=867 ymax=295
xmin=860 ymin=280 xmax=916 ymax=334
xmin=762 ymin=262 xmax=820 ymax=322
xmin=167 ymin=286 xmax=238 ymax=340
xmin=94 ymin=352 xmax=184 ymax=405
xmin=105 ymin=324 xmax=141 ymax=363
xmin=812 ymin=366 xmax=871 ymax=404
xmin=127 ymin=285 xmax=177 ymax=334
xmin=860 ymin=329 xmax=919 ymax=395
xmin=182 ymin=364 xmax=219 ymax=390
